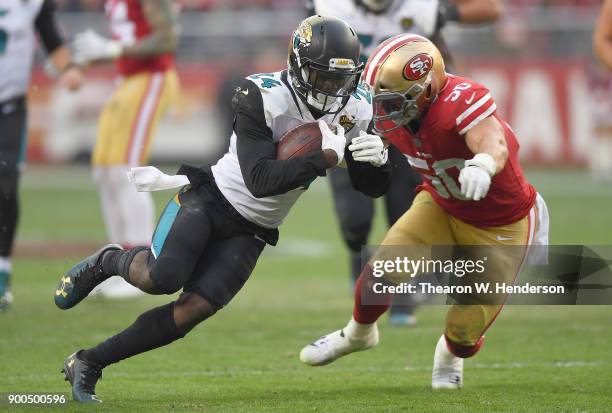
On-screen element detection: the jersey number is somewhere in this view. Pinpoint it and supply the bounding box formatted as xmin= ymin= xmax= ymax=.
xmin=410 ymin=156 xmax=467 ymax=200
xmin=444 ymin=83 xmax=472 ymax=102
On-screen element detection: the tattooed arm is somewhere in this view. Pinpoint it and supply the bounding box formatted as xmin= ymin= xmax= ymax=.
xmin=121 ymin=0 xmax=178 ymax=57
xmin=73 ymin=0 xmax=178 ymax=65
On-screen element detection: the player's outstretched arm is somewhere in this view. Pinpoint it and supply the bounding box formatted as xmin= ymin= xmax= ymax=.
xmin=49 ymin=47 xmax=83 ymax=91
xmin=35 ymin=0 xmax=83 ymax=91
xmin=593 ymin=0 xmax=612 ymax=70
xmin=464 ymin=116 xmax=508 ymax=174
xmin=72 ymin=0 xmax=177 ymax=66
xmin=121 ymin=0 xmax=179 ymax=57
xmin=458 ymin=116 xmax=508 ymax=201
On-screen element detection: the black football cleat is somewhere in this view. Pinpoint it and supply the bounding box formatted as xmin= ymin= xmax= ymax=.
xmin=54 ymin=244 xmax=123 ymax=310
xmin=61 ymin=351 xmax=103 ymax=403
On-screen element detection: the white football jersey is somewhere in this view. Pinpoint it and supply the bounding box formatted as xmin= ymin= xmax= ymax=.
xmin=211 ymin=70 xmax=373 ymax=229
xmin=0 ymin=0 xmax=44 ymax=102
xmin=313 ymin=0 xmax=439 ymax=59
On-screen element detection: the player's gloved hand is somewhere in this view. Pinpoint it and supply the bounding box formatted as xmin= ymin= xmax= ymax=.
xmin=458 ymin=153 xmax=496 ymax=201
xmin=319 ymin=120 xmax=346 ymax=167
xmin=73 ymin=30 xmax=122 ymax=66
xmin=348 ymin=131 xmax=388 ymax=167
xmin=127 ymin=166 xmax=190 ymax=192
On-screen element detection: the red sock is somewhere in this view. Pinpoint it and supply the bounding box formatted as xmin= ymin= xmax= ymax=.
xmin=352 ymin=265 xmax=391 ymax=324
xmin=444 ymin=335 xmax=485 ymax=358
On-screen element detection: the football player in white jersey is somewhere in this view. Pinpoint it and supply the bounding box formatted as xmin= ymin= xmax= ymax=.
xmin=0 ymin=0 xmax=82 ymax=311
xmin=310 ymin=0 xmax=502 ymax=325
xmin=52 ymin=16 xmax=391 ymax=403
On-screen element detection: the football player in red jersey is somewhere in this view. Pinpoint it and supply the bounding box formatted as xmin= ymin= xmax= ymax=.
xmin=71 ymin=0 xmax=180 ymax=298
xmin=300 ymin=34 xmax=550 ymax=389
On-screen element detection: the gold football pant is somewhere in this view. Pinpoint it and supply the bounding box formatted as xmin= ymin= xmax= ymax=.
xmin=376 ymin=191 xmax=537 ymax=348
xmin=93 ymin=70 xmax=179 ymax=166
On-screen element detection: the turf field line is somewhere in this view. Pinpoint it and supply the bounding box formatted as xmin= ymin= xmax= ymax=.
xmin=3 ymin=360 xmax=606 ymax=382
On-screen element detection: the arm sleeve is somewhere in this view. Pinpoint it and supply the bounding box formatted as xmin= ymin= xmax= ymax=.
xmin=235 ymin=79 xmax=328 ymax=199
xmin=34 ymin=0 xmax=64 ymax=54
xmin=344 ymin=125 xmax=392 ymax=198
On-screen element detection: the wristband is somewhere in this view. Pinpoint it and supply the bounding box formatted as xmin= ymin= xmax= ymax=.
xmin=465 ymin=153 xmax=496 ymax=176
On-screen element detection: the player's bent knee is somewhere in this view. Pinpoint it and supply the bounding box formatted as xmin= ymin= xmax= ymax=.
xmin=343 ymin=222 xmax=371 ymax=252
xmin=150 ymin=258 xmax=192 ymax=294
xmin=173 ymin=292 xmax=218 ymax=334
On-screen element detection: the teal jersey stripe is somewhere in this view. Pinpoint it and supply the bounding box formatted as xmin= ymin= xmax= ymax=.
xmin=152 ymin=196 xmax=181 ymax=258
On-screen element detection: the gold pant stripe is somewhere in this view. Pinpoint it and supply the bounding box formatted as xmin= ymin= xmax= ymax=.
xmin=126 ymin=73 xmax=164 ymax=166
xmin=93 ymin=70 xmax=179 ymax=166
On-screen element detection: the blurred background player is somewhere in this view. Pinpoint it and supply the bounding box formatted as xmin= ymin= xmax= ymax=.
xmin=589 ymin=0 xmax=612 ymax=180
xmin=309 ymin=0 xmax=502 ymax=325
xmin=72 ymin=0 xmax=180 ymax=298
xmin=0 ymin=0 xmax=82 ymax=311
xmin=300 ymin=34 xmax=549 ymax=389
xmin=593 ymin=0 xmax=612 ymax=70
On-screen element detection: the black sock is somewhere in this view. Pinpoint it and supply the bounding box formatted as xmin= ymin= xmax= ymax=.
xmin=0 ymin=176 xmax=18 ymax=257
xmin=80 ymin=302 xmax=184 ymax=368
xmin=101 ymin=246 xmax=149 ymax=282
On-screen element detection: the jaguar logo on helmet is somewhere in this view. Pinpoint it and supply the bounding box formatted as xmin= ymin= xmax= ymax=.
xmin=293 ymin=21 xmax=313 ymax=51
xmin=403 ymin=53 xmax=434 ymax=81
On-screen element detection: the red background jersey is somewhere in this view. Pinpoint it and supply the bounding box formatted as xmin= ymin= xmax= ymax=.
xmin=383 ymin=74 xmax=536 ymax=227
xmin=105 ymin=0 xmax=175 ymax=76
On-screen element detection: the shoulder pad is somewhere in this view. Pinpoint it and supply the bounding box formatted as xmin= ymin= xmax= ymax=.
xmin=243 ymin=72 xmax=296 ymax=127
xmin=343 ymin=83 xmax=373 ymax=122
xmin=247 ymin=72 xmax=284 ymax=91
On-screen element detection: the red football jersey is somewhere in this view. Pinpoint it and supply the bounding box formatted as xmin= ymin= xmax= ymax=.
xmin=382 ymin=74 xmax=536 ymax=227
xmin=105 ymin=0 xmax=175 ymax=76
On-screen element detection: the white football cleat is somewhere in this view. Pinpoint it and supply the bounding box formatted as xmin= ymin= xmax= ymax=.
xmin=0 ymin=290 xmax=13 ymax=311
xmin=92 ymin=277 xmax=144 ymax=299
xmin=0 ymin=268 xmax=12 ymax=311
xmin=432 ymin=334 xmax=464 ymax=389
xmin=300 ymin=319 xmax=379 ymax=366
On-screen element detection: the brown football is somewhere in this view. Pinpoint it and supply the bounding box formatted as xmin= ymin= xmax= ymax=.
xmin=277 ymin=122 xmax=322 ymax=160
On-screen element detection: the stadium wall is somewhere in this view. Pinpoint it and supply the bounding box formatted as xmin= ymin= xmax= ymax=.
xmin=26 ymin=60 xmax=593 ymax=165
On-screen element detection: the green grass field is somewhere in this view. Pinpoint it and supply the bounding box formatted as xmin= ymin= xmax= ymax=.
xmin=2 ymin=166 xmax=612 ymax=412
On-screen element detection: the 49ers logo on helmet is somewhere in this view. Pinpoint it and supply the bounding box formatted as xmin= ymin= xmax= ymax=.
xmin=403 ymin=53 xmax=433 ymax=81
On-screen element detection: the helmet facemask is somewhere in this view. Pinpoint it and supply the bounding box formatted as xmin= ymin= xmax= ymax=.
xmin=291 ymin=55 xmax=362 ymax=115
xmin=373 ymin=72 xmax=433 ymax=133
